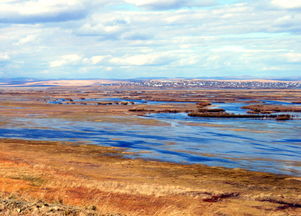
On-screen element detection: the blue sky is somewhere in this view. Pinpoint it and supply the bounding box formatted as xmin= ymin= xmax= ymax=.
xmin=0 ymin=0 xmax=301 ymax=79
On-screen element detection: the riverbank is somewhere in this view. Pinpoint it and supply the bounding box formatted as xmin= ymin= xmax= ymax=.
xmin=0 ymin=138 xmax=301 ymax=215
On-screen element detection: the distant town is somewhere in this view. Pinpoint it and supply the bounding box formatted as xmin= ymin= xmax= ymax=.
xmin=119 ymin=79 xmax=301 ymax=89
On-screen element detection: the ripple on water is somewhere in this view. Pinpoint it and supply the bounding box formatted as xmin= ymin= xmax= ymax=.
xmin=0 ymin=102 xmax=300 ymax=176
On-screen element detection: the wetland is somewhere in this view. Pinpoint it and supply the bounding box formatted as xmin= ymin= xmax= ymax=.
xmin=0 ymin=85 xmax=301 ymax=215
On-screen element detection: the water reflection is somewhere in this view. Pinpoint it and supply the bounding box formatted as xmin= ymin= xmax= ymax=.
xmin=0 ymin=111 xmax=301 ymax=176
xmin=1 ymin=99 xmax=301 ymax=176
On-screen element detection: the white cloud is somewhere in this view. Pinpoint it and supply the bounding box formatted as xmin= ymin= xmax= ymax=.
xmin=284 ymin=53 xmax=301 ymax=62
xmin=16 ymin=35 xmax=37 ymax=45
xmin=19 ymin=0 xmax=83 ymax=15
xmin=78 ymin=14 xmax=130 ymax=39
xmin=176 ymin=55 xmax=199 ymax=66
xmin=83 ymin=55 xmax=107 ymax=64
xmin=262 ymin=66 xmax=282 ymax=71
xmin=124 ymin=0 xmax=215 ymax=10
xmin=50 ymin=54 xmax=111 ymax=68
xmin=1 ymin=0 xmax=301 ymax=79
xmin=125 ymin=0 xmax=181 ymax=8
xmin=271 ymin=0 xmax=301 ymax=9
xmin=0 ymin=53 xmax=10 ymax=61
xmin=49 ymin=54 xmax=82 ymax=67
xmin=0 ymin=0 xmax=99 ymax=23
xmin=90 ymin=56 xmax=106 ymax=64
xmin=1 ymin=0 xmax=83 ymax=14
xmin=212 ymin=46 xmax=263 ymax=54
xmin=110 ymin=54 xmax=173 ymax=66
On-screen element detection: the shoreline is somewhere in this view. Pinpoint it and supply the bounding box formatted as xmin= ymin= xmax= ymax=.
xmin=0 ymin=138 xmax=301 ymax=215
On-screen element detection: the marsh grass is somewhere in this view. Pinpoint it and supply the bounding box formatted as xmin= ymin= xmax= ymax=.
xmin=0 ymin=138 xmax=301 ymax=215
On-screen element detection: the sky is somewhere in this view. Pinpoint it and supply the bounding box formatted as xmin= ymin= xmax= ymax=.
xmin=0 ymin=0 xmax=301 ymax=80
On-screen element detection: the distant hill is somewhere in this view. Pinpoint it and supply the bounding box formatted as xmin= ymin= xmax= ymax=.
xmin=0 ymin=79 xmax=127 ymax=87
xmin=0 ymin=78 xmax=300 ymax=89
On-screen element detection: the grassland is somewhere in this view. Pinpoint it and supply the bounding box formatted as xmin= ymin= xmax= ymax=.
xmin=1 ymin=138 xmax=301 ymax=215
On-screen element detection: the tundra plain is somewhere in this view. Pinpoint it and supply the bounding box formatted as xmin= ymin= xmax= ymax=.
xmin=0 ymin=83 xmax=301 ymax=215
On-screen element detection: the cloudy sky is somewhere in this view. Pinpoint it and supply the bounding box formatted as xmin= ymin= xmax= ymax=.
xmin=0 ymin=0 xmax=301 ymax=79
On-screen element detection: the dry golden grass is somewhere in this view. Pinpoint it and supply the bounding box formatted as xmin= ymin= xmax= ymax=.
xmin=0 ymin=138 xmax=301 ymax=215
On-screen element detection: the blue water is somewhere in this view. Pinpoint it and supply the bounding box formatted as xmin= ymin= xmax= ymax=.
xmin=1 ymin=111 xmax=301 ymax=176
xmin=213 ymin=100 xmax=301 ymax=118
xmin=1 ymin=99 xmax=301 ymax=176
xmin=48 ymin=97 xmax=193 ymax=105
xmin=213 ymin=102 xmax=248 ymax=114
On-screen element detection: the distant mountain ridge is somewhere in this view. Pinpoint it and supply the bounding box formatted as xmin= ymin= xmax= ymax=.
xmin=0 ymin=78 xmax=300 ymax=89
